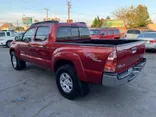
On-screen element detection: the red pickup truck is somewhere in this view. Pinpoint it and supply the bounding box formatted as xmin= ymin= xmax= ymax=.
xmin=10 ymin=21 xmax=146 ymax=100
xmin=90 ymin=28 xmax=121 ymax=40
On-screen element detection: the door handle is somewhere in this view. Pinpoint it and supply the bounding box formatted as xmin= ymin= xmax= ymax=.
xmin=28 ymin=44 xmax=31 ymax=47
xmin=41 ymin=45 xmax=47 ymax=48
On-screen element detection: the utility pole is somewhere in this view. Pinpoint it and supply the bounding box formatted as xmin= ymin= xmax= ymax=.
xmin=44 ymin=8 xmax=49 ymax=21
xmin=67 ymin=0 xmax=71 ymax=21
xmin=16 ymin=20 xmax=19 ymax=31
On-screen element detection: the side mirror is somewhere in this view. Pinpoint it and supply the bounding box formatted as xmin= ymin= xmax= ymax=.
xmin=15 ymin=35 xmax=23 ymax=41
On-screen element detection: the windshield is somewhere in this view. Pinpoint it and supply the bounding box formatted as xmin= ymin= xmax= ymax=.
xmin=90 ymin=30 xmax=100 ymax=35
xmin=138 ymin=33 xmax=156 ymax=38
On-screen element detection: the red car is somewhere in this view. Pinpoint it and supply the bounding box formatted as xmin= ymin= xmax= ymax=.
xmin=90 ymin=28 xmax=120 ymax=39
xmin=10 ymin=21 xmax=146 ymax=100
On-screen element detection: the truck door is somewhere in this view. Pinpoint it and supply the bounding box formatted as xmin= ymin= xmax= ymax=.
xmin=19 ymin=28 xmax=36 ymax=62
xmin=107 ymin=29 xmax=114 ymax=39
xmin=29 ymin=26 xmax=52 ymax=69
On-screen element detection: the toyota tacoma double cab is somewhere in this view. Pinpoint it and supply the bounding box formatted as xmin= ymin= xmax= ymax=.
xmin=10 ymin=21 xmax=146 ymax=100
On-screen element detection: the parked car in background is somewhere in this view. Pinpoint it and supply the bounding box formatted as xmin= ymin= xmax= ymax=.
xmin=137 ymin=32 xmax=156 ymax=50
xmin=90 ymin=28 xmax=120 ymax=40
xmin=0 ymin=31 xmax=15 ymax=48
xmin=125 ymin=29 xmax=141 ymax=39
xmin=10 ymin=21 xmax=146 ymax=100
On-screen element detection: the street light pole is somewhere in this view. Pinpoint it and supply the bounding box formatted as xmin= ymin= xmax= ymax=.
xmin=67 ymin=0 xmax=71 ymax=21
xmin=44 ymin=8 xmax=49 ymax=21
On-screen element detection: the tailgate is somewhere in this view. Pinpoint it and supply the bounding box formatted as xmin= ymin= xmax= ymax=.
xmin=116 ymin=41 xmax=145 ymax=73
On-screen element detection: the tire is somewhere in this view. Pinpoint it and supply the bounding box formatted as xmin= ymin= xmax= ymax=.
xmin=6 ymin=41 xmax=12 ymax=48
xmin=56 ymin=64 xmax=89 ymax=100
xmin=11 ymin=51 xmax=26 ymax=70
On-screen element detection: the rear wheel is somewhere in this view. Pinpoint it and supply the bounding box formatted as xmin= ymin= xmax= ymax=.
xmin=11 ymin=51 xmax=26 ymax=70
xmin=56 ymin=64 xmax=89 ymax=100
xmin=6 ymin=41 xmax=12 ymax=48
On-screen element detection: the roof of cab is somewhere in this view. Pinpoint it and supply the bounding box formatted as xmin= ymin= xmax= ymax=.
xmin=30 ymin=20 xmax=87 ymax=27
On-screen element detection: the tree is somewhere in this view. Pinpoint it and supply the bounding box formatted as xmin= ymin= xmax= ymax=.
xmin=91 ymin=16 xmax=104 ymax=28
xmin=106 ymin=16 xmax=111 ymax=20
xmin=112 ymin=5 xmax=151 ymax=28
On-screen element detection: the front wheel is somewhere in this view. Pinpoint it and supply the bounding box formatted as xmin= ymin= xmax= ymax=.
xmin=56 ymin=64 xmax=89 ymax=100
xmin=6 ymin=41 xmax=12 ymax=48
xmin=11 ymin=51 xmax=26 ymax=70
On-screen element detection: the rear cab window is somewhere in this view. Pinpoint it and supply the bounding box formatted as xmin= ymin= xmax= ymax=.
xmin=56 ymin=26 xmax=90 ymax=41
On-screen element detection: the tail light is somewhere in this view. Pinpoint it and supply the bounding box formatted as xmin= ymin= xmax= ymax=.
xmin=125 ymin=34 xmax=127 ymax=38
xmin=150 ymin=40 xmax=156 ymax=43
xmin=104 ymin=49 xmax=117 ymax=72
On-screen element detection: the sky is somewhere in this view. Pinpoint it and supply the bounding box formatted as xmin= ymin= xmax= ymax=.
xmin=0 ymin=0 xmax=156 ymax=26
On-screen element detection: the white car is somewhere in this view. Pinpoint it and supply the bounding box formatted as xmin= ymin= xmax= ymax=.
xmin=125 ymin=29 xmax=141 ymax=39
xmin=137 ymin=32 xmax=156 ymax=50
xmin=0 ymin=31 xmax=15 ymax=48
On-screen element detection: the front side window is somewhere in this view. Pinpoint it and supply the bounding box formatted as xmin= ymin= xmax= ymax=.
xmin=23 ymin=28 xmax=36 ymax=42
xmin=35 ymin=27 xmax=50 ymax=41
xmin=56 ymin=27 xmax=71 ymax=40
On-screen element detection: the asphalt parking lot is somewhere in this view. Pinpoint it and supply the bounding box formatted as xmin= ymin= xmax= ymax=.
xmin=0 ymin=47 xmax=156 ymax=117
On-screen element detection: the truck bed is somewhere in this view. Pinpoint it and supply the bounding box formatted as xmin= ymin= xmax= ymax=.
xmin=60 ymin=39 xmax=142 ymax=47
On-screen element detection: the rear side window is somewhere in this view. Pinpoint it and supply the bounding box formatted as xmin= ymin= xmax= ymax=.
xmin=79 ymin=27 xmax=90 ymax=38
xmin=7 ymin=32 xmax=11 ymax=36
xmin=35 ymin=27 xmax=50 ymax=41
xmin=114 ymin=29 xmax=120 ymax=34
xmin=56 ymin=27 xmax=71 ymax=40
xmin=108 ymin=29 xmax=114 ymax=35
xmin=0 ymin=32 xmax=5 ymax=37
xmin=71 ymin=27 xmax=79 ymax=38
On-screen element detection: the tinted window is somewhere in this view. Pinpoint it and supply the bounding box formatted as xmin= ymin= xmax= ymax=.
xmin=127 ymin=30 xmax=140 ymax=34
xmin=7 ymin=32 xmax=11 ymax=36
xmin=138 ymin=33 xmax=156 ymax=38
xmin=127 ymin=30 xmax=134 ymax=34
xmin=108 ymin=29 xmax=113 ymax=35
xmin=114 ymin=29 xmax=120 ymax=34
xmin=0 ymin=32 xmax=5 ymax=37
xmin=56 ymin=27 xmax=71 ymax=40
xmin=90 ymin=30 xmax=100 ymax=35
xmin=23 ymin=28 xmax=36 ymax=42
xmin=79 ymin=27 xmax=90 ymax=38
xmin=35 ymin=27 xmax=50 ymax=41
xmin=134 ymin=30 xmax=141 ymax=34
xmin=71 ymin=27 xmax=79 ymax=38
xmin=101 ymin=30 xmax=107 ymax=35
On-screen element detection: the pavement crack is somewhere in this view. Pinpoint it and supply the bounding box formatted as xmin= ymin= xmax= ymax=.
xmin=0 ymin=79 xmax=30 ymax=93
xmin=33 ymin=98 xmax=64 ymax=117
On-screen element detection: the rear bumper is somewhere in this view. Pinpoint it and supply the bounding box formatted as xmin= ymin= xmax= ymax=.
xmin=102 ymin=58 xmax=146 ymax=87
xmin=145 ymin=44 xmax=156 ymax=50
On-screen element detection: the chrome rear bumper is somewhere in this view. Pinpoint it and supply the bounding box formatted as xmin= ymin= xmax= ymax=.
xmin=102 ymin=58 xmax=146 ymax=87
